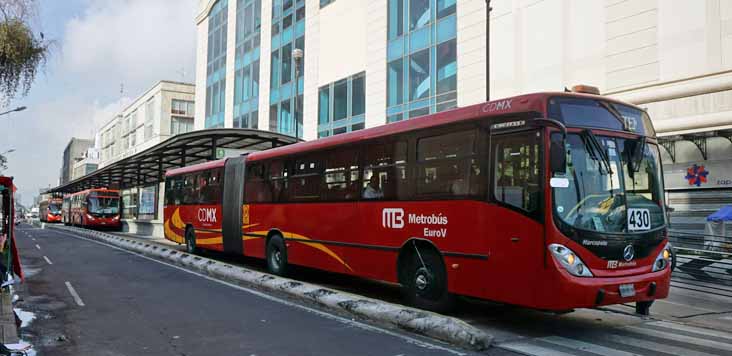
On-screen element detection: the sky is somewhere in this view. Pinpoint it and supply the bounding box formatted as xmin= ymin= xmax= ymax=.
xmin=3 ymin=0 xmax=198 ymax=206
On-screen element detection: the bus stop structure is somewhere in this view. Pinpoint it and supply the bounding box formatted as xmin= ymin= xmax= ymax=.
xmin=46 ymin=129 xmax=298 ymax=236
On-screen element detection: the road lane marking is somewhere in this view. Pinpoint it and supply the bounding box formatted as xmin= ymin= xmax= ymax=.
xmin=650 ymin=321 xmax=732 ymax=342
xmin=50 ymin=229 xmax=467 ymax=356
xmin=35 ymin=244 xmax=40 ymax=250
xmin=625 ymin=326 xmax=732 ymax=352
xmin=43 ymin=256 xmax=53 ymax=265
xmin=541 ymin=336 xmax=642 ymax=356
xmin=65 ymin=281 xmax=85 ymax=307
xmin=604 ymin=334 xmax=717 ymax=356
xmin=499 ymin=341 xmax=575 ymax=356
xmin=655 ymin=299 xmax=718 ymax=313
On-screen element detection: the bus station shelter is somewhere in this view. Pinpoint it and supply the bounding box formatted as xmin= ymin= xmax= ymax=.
xmin=47 ymin=129 xmax=297 ymax=236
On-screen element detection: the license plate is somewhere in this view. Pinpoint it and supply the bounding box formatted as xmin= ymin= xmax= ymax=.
xmin=619 ymin=284 xmax=635 ymax=298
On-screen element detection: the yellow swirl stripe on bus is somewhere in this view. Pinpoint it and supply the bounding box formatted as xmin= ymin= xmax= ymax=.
xmin=164 ymin=219 xmax=184 ymax=244
xmin=171 ymin=208 xmax=186 ymax=229
xmin=197 ymin=236 xmax=223 ymax=245
xmin=249 ymin=230 xmax=353 ymax=272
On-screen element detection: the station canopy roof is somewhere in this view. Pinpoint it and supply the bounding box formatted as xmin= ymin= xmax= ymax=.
xmin=48 ymin=129 xmax=298 ymax=194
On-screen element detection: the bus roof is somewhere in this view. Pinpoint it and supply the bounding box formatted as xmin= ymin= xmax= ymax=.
xmin=67 ymin=188 xmax=120 ymax=197
xmin=165 ymin=158 xmax=227 ymax=177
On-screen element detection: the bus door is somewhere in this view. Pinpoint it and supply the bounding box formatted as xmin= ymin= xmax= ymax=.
xmin=222 ymin=156 xmax=247 ymax=255
xmin=489 ymin=128 xmax=544 ymax=303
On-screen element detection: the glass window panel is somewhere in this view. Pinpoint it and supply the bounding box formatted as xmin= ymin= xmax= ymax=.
xmin=270 ymin=50 xmax=280 ymax=87
xmin=409 ymin=0 xmax=430 ymax=31
xmin=252 ymin=60 xmax=260 ymax=96
xmin=295 ymin=36 xmax=305 ymax=69
xmin=409 ymin=107 xmax=429 ymax=118
xmin=333 ymin=79 xmax=348 ymax=120
xmin=388 ymin=0 xmax=404 ymax=40
xmin=333 ymin=126 xmax=347 ymax=135
xmin=436 ymin=39 xmax=456 ymax=95
xmin=387 ymin=58 xmax=404 ymax=106
xmin=409 ymin=49 xmax=430 ymax=101
xmin=243 ymin=66 xmax=251 ymax=99
xmin=352 ymin=74 xmax=365 ymax=116
xmin=244 ymin=4 xmax=253 ymax=35
xmin=296 ymin=6 xmax=305 ymax=22
xmin=283 ymin=14 xmax=293 ymax=30
xmin=283 ymin=0 xmax=293 ymax=12
xmin=281 ymin=43 xmax=292 ymax=84
xmin=281 ymin=100 xmax=291 ymax=133
xmin=352 ymin=122 xmax=365 ymax=131
xmin=319 ymin=86 xmax=330 ymax=125
xmin=410 ymin=26 xmax=430 ymax=52
xmin=437 ymin=0 xmax=456 ymax=19
xmin=436 ymin=14 xmax=456 ymax=43
xmin=251 ymin=110 xmax=258 ymax=129
xmin=272 ymin=22 xmax=280 ymax=36
xmin=269 ymin=104 xmax=278 ymax=132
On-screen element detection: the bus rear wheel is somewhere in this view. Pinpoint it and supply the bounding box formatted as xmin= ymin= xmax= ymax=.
xmin=185 ymin=227 xmax=198 ymax=254
xmin=266 ymin=235 xmax=288 ymax=276
xmin=402 ymin=247 xmax=454 ymax=313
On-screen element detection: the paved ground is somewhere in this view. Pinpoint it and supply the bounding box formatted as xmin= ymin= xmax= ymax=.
xmin=17 ymin=223 xmax=732 ymax=355
xmin=13 ymin=224 xmax=497 ymax=356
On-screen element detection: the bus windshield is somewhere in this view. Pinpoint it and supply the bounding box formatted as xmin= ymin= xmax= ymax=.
xmin=49 ymin=203 xmax=62 ymax=214
xmin=552 ymin=133 xmax=666 ymax=234
xmin=88 ymin=197 xmax=120 ymax=216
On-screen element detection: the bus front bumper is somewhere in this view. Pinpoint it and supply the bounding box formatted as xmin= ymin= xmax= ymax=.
xmin=539 ymin=267 xmax=671 ymax=311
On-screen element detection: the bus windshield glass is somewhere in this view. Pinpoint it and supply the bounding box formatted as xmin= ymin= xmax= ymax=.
xmin=88 ymin=196 xmax=120 ymax=216
xmin=49 ymin=203 xmax=62 ymax=214
xmin=549 ymin=97 xmax=655 ymax=136
xmin=552 ymin=133 xmax=666 ymax=234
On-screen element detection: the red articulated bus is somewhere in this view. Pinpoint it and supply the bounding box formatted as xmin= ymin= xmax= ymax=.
xmin=67 ymin=188 xmax=122 ymax=230
xmin=164 ymin=88 xmax=672 ymax=315
xmin=0 ymin=176 xmax=23 ymax=282
xmin=39 ymin=197 xmax=63 ymax=223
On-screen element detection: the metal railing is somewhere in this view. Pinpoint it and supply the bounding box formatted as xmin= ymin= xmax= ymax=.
xmin=668 ymin=230 xmax=732 ymax=298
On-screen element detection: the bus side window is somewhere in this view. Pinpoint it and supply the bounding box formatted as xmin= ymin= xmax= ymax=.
xmin=290 ymin=155 xmax=324 ymax=201
xmin=268 ymin=160 xmax=288 ymax=202
xmin=245 ymin=163 xmax=270 ymax=203
xmin=362 ymin=140 xmax=408 ymax=200
xmin=492 ymin=131 xmax=541 ymax=213
xmin=416 ymin=130 xmax=478 ymax=197
xmin=324 ymin=148 xmax=360 ymax=201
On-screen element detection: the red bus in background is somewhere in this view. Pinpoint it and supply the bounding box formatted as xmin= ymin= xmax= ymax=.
xmin=0 ymin=176 xmax=23 ymax=282
xmin=39 ymin=197 xmax=63 ymax=223
xmin=61 ymin=195 xmax=71 ymax=225
xmin=164 ymin=89 xmax=672 ymax=315
xmin=67 ymin=188 xmax=121 ymax=230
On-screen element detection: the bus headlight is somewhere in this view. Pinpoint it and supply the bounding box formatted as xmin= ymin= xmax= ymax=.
xmin=652 ymin=243 xmax=672 ymax=272
xmin=548 ymin=244 xmax=593 ymax=277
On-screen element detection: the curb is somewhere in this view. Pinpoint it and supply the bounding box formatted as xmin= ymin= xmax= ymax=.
xmin=47 ymin=225 xmax=493 ymax=350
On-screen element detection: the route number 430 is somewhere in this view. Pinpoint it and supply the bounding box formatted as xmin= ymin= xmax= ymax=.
xmin=627 ymin=208 xmax=651 ymax=231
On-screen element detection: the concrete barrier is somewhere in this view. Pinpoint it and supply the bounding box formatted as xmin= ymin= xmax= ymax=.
xmin=46 ymin=225 xmax=492 ymax=350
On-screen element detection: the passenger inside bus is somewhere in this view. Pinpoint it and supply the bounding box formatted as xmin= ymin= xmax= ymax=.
xmin=363 ymin=174 xmax=384 ymax=199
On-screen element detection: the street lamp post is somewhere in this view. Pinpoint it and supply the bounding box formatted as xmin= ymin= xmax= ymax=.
xmin=293 ymin=48 xmax=304 ymax=140
xmin=0 ymin=106 xmax=26 ymax=117
xmin=485 ymin=0 xmax=492 ymax=102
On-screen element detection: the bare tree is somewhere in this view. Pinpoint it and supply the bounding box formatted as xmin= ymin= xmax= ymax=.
xmin=0 ymin=0 xmax=50 ymax=106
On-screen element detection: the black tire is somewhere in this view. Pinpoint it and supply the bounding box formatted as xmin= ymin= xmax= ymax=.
xmin=401 ymin=247 xmax=454 ymax=313
xmin=185 ymin=227 xmax=198 ymax=254
xmin=266 ymin=235 xmax=288 ymax=276
xmin=636 ymin=300 xmax=653 ymax=316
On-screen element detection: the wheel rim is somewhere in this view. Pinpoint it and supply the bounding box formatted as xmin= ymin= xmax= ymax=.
xmin=271 ymin=248 xmax=282 ymax=270
xmin=414 ymin=267 xmax=434 ymax=297
xmin=186 ymin=232 xmax=194 ymax=252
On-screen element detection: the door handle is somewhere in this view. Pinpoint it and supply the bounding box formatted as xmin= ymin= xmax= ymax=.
xmin=511 ymin=237 xmax=520 ymax=243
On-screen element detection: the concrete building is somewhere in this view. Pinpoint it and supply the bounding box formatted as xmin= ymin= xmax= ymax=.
xmin=71 ymin=145 xmax=100 ymax=181
xmin=60 ymin=137 xmax=94 ymax=185
xmin=96 ymin=80 xmax=195 ymax=236
xmin=194 ymin=0 xmax=732 ymax=233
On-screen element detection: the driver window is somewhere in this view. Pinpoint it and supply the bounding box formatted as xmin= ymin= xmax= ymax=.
xmin=493 ymin=130 xmax=541 ymax=212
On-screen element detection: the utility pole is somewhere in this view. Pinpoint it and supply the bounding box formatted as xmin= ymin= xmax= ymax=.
xmin=485 ymin=0 xmax=492 ymax=102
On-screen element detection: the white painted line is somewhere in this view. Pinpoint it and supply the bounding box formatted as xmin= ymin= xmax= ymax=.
xmin=650 ymin=321 xmax=732 ymax=342
xmin=604 ymin=334 xmax=716 ymax=356
xmin=64 ymin=281 xmax=85 ymax=307
xmin=34 ymin=244 xmax=40 ymax=250
xmin=541 ymin=336 xmax=642 ymax=356
xmin=43 ymin=256 xmax=53 ymax=265
xmin=498 ymin=341 xmax=575 ymax=356
xmin=625 ymin=326 xmax=732 ymax=352
xmin=655 ymin=299 xmax=718 ymax=313
xmin=50 ymin=228 xmax=467 ymax=356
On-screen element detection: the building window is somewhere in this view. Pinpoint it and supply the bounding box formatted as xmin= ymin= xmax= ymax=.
xmin=320 ymin=0 xmax=335 ymax=8
xmin=269 ymin=0 xmax=305 ymax=137
xmin=172 ymin=99 xmax=194 ymax=116
xmin=386 ymin=0 xmax=456 ymax=123
xmin=144 ymin=98 xmax=155 ymax=140
xmin=234 ymin=0 xmax=261 ymax=129
xmin=171 ymin=117 xmax=194 ymax=136
xmin=205 ymin=0 xmax=229 ymax=129
xmin=317 ymin=72 xmax=366 ymax=138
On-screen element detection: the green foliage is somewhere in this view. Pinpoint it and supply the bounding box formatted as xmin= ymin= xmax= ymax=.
xmin=0 ymin=0 xmax=48 ymax=106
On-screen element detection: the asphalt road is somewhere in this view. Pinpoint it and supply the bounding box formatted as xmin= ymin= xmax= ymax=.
xmin=12 ymin=225 xmax=497 ymax=356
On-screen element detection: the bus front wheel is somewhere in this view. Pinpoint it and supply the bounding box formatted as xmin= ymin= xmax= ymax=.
xmin=266 ymin=235 xmax=288 ymax=276
xmin=402 ymin=247 xmax=454 ymax=313
xmin=185 ymin=228 xmax=198 ymax=254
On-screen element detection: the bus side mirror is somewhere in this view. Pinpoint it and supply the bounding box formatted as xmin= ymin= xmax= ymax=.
xmin=550 ymin=138 xmax=566 ymax=175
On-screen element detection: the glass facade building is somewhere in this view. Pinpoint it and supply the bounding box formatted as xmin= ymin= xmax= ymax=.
xmin=233 ymin=0 xmax=262 ymax=129
xmin=318 ymin=72 xmax=365 ymax=138
xmin=205 ymin=0 xmax=229 ymax=128
xmin=268 ymin=0 xmax=305 ymax=138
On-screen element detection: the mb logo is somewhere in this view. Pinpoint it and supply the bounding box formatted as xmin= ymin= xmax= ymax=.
xmin=382 ymin=208 xmax=404 ymax=229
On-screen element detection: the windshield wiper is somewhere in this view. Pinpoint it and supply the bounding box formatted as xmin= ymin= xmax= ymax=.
xmin=627 ymin=136 xmax=646 ymax=179
xmin=598 ymin=101 xmax=629 ymax=131
xmin=581 ymin=129 xmax=613 ymax=175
